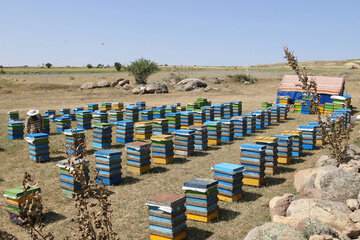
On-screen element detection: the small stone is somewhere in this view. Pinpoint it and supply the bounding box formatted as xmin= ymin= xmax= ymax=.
xmin=350 ymin=209 xmax=360 ymax=223
xmin=347 ymin=199 xmax=360 ymax=211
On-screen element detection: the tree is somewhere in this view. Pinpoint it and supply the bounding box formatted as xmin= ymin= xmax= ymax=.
xmin=86 ymin=64 xmax=93 ymax=69
xmin=114 ymin=62 xmax=122 ymax=71
xmin=96 ymin=64 xmax=104 ymax=68
xmin=126 ymin=58 xmax=159 ymax=84
xmin=45 ymin=63 xmax=52 ymax=68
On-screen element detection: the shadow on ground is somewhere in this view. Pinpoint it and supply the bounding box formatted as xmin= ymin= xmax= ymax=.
xmin=119 ymin=176 xmax=140 ymax=185
xmin=187 ymin=227 xmax=213 ymax=240
xmin=149 ymin=166 xmax=168 ymax=174
xmin=172 ymin=157 xmax=190 ymax=165
xmin=277 ymin=166 xmax=296 ymax=174
xmin=42 ymin=211 xmax=66 ymax=224
xmin=264 ymin=177 xmax=286 ymax=187
xmin=217 ymin=208 xmax=241 ymax=222
xmin=241 ymin=191 xmax=262 ymax=202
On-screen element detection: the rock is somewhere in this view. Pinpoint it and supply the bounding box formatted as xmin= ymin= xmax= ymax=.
xmin=176 ymin=78 xmax=207 ymax=91
xmin=269 ymin=193 xmax=294 ymax=218
xmin=145 ymin=82 xmax=168 ymax=94
xmin=272 ymin=215 xmax=300 ymax=228
xmin=313 ymin=165 xmax=338 ymax=190
xmin=194 ymin=88 xmax=203 ymax=93
xmin=317 ymin=168 xmax=360 ymax=202
xmin=213 ymin=87 xmax=220 ymax=91
xmin=208 ymin=78 xmax=220 ymax=84
xmin=80 ymin=82 xmax=97 ymax=90
xmin=132 ymin=85 xmax=146 ymax=95
xmin=350 ymin=210 xmax=360 ymax=223
xmin=287 ymin=199 xmax=353 ymax=231
xmin=97 ymin=80 xmax=110 ymax=88
xmin=315 ymin=155 xmax=337 ymax=167
xmin=347 ymin=144 xmax=360 ymax=156
xmin=347 ymin=199 xmax=360 ymax=211
xmin=97 ymin=76 xmax=105 ymax=80
xmin=342 ymin=226 xmax=360 ymax=238
xmin=204 ymin=86 xmax=213 ymax=92
xmin=115 ymin=79 xmax=130 ymax=88
xmin=339 ymin=160 xmax=360 ymax=172
xmin=358 ymin=191 xmax=360 ymax=203
xmin=244 ymin=222 xmax=305 ymax=240
xmin=110 ymin=78 xmax=123 ymax=87
xmin=168 ymin=79 xmax=177 ymax=87
xmin=122 ymin=84 xmax=132 ymax=91
xmin=299 ymin=217 xmax=348 ymax=240
xmin=308 ymin=235 xmax=335 ymax=240
xmin=294 ymin=168 xmax=321 ymax=192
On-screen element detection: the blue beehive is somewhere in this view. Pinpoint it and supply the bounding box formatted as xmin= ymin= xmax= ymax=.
xmin=126 ymin=141 xmax=151 ymax=174
xmin=92 ymin=123 xmax=112 ymax=149
xmin=263 ymin=108 xmax=271 ymax=126
xmin=230 ymin=101 xmax=242 ymax=116
xmin=174 ymin=129 xmax=195 ymax=156
xmin=193 ymin=110 xmax=206 ymax=125
xmin=232 ymin=116 xmax=247 ymax=138
xmin=212 ymin=104 xmax=224 ymax=120
xmin=298 ymin=125 xmax=316 ymax=150
xmin=8 ymin=110 xmax=19 ymax=121
xmin=109 ymin=110 xmax=123 ymax=125
xmin=60 ymin=108 xmax=71 ymax=116
xmin=73 ymin=107 xmax=84 ymax=114
xmin=95 ymin=150 xmax=122 ymax=185
xmin=25 ymin=133 xmax=50 ymax=162
xmin=242 ymin=114 xmax=256 ymax=135
xmin=276 ymin=104 xmax=288 ymax=120
xmin=140 ymin=109 xmax=153 ymax=120
xmin=124 ymin=105 xmax=139 ymax=122
xmin=255 ymin=137 xmax=278 ymax=174
xmin=188 ymin=125 xmax=208 ymax=150
xmin=55 ymin=117 xmax=71 ymax=133
xmin=269 ymin=106 xmax=280 ymax=123
xmin=201 ymin=106 xmax=214 ymax=121
xmin=219 ymin=119 xmax=234 ymax=142
xmin=93 ymin=111 xmax=108 ymax=123
xmin=7 ymin=121 xmax=24 ymax=140
xmin=223 ymin=103 xmax=233 ymax=119
xmin=136 ymin=101 xmax=146 ymax=110
xmin=251 ymin=110 xmax=265 ymax=130
xmin=76 ymin=110 xmax=92 ymax=130
xmin=63 ymin=113 xmax=76 ymax=121
xmin=116 ymin=120 xmax=134 ymax=144
xmin=180 ymin=111 xmax=193 ymax=129
xmin=44 ymin=109 xmax=56 ymax=122
xmin=204 ymin=121 xmax=221 ymax=146
xmin=240 ymin=143 xmax=265 ymax=187
xmin=273 ymin=135 xmax=293 ymax=164
xmin=64 ymin=129 xmax=86 ymax=156
xmin=213 ymin=163 xmax=243 ymax=202
xmin=42 ymin=116 xmax=50 ymax=134
xmin=153 ymin=108 xmax=166 ymax=119
xmin=87 ymin=103 xmax=99 ymax=112
xmin=166 ymin=112 xmax=181 ymax=133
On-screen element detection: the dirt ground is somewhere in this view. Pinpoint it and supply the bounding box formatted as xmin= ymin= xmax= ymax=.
xmin=0 ymin=70 xmax=359 ymax=239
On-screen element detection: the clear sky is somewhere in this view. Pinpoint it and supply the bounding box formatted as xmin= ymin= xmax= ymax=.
xmin=1 ymin=0 xmax=359 ymax=67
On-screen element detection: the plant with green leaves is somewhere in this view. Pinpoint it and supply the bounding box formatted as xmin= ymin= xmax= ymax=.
xmin=126 ymin=58 xmax=159 ymax=84
xmin=114 ymin=62 xmax=122 ymax=71
xmin=45 ymin=63 xmax=52 ymax=69
xmin=86 ymin=64 xmax=93 ymax=69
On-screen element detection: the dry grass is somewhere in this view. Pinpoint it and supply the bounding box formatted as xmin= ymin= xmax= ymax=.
xmin=0 ymin=68 xmax=359 ymax=239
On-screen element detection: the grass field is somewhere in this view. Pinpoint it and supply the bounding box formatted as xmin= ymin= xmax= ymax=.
xmin=0 ymin=61 xmax=359 ymax=239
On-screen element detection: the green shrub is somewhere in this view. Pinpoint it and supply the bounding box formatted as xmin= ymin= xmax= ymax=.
xmin=45 ymin=63 xmax=52 ymax=68
xmin=126 ymin=58 xmax=159 ymax=84
xmin=86 ymin=64 xmax=93 ymax=69
xmin=114 ymin=62 xmax=122 ymax=71
xmin=227 ymin=74 xmax=257 ymax=84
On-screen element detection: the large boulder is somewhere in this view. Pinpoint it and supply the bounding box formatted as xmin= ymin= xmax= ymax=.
xmin=269 ymin=193 xmax=294 ymax=218
xmin=132 ymin=85 xmax=146 ymax=95
xmin=313 ymin=165 xmax=338 ymax=190
xmin=339 ymin=159 xmax=360 ymax=172
xmin=286 ymin=199 xmax=353 ymax=231
xmin=298 ymin=217 xmax=349 ymax=240
xmin=110 ymin=78 xmax=123 ymax=87
xmin=97 ymin=80 xmax=110 ymax=88
xmin=315 ymin=155 xmax=337 ymax=168
xmin=80 ymin=82 xmax=97 ymax=90
xmin=145 ymin=82 xmax=168 ymax=94
xmin=345 ymin=144 xmax=360 ymax=160
xmin=122 ymin=84 xmax=132 ymax=91
xmin=244 ymin=222 xmax=305 ymax=240
xmin=272 ymin=215 xmax=300 ymax=229
xmin=317 ymin=168 xmax=360 ymax=202
xmin=115 ymin=79 xmax=130 ymax=88
xmin=176 ymin=78 xmax=207 ymax=91
xmin=294 ymin=168 xmax=320 ymax=192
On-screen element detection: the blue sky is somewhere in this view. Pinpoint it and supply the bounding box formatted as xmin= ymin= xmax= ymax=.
xmin=1 ymin=0 xmax=359 ymax=66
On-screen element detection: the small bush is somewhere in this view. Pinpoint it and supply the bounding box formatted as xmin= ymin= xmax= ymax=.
xmin=86 ymin=64 xmax=93 ymax=69
xmin=45 ymin=63 xmax=52 ymax=68
xmin=69 ymin=76 xmax=75 ymax=80
xmin=0 ymin=70 xmax=5 ymax=74
xmin=126 ymin=58 xmax=159 ymax=84
xmin=114 ymin=62 xmax=122 ymax=71
xmin=96 ymin=64 xmax=104 ymax=68
xmin=227 ymin=74 xmax=257 ymax=84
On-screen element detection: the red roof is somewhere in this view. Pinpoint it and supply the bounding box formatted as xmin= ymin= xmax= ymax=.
xmin=278 ymin=75 xmax=345 ymax=95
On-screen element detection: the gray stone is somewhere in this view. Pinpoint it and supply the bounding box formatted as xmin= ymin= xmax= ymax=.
xmin=314 ymin=165 xmax=338 ymax=190
xmin=269 ymin=193 xmax=294 ymax=218
xmin=80 ymin=82 xmax=97 ymax=90
xmin=97 ymin=80 xmax=110 ymax=88
xmin=115 ymin=79 xmax=130 ymax=88
xmin=145 ymin=82 xmax=168 ymax=94
xmin=286 ymin=199 xmax=353 ymax=231
xmin=110 ymin=78 xmax=123 ymax=87
xmin=346 ymin=199 xmax=360 ymax=211
xmin=204 ymin=86 xmax=213 ymax=92
xmin=244 ymin=222 xmax=305 ymax=240
xmin=299 ymin=217 xmax=349 ymax=240
xmin=175 ymin=78 xmax=207 ymax=91
xmin=350 ymin=210 xmax=360 ymax=223
xmin=122 ymin=84 xmax=132 ymax=91
xmin=315 ymin=155 xmax=337 ymax=167
xmin=294 ymin=168 xmax=321 ymax=192
xmin=208 ymin=78 xmax=220 ymax=84
xmin=132 ymin=85 xmax=146 ymax=95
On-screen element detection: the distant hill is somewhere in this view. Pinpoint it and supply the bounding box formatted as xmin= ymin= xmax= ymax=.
xmin=252 ymin=59 xmax=360 ymax=70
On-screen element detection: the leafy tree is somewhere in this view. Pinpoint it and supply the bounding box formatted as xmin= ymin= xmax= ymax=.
xmin=114 ymin=62 xmax=122 ymax=71
xmin=96 ymin=64 xmax=104 ymax=68
xmin=45 ymin=63 xmax=52 ymax=68
xmin=126 ymin=58 xmax=159 ymax=84
xmin=86 ymin=64 xmax=93 ymax=69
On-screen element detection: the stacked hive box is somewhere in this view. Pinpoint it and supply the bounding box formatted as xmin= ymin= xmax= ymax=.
xmin=242 ymin=114 xmax=256 ymax=135
xmin=213 ymin=163 xmax=243 ymax=202
xmin=317 ymin=104 xmax=325 ymax=115
xmin=135 ymin=121 xmax=153 ymax=140
xmin=193 ymin=110 xmax=206 ymax=125
xmin=240 ymin=144 xmax=265 ymax=187
xmin=230 ymin=101 xmax=242 ymax=116
xmin=3 ymin=185 xmax=41 ymax=225
xmin=219 ymin=119 xmax=234 ymax=142
xmin=283 ymin=130 xmax=303 ymax=157
xmin=8 ymin=110 xmax=19 ymax=121
xmin=204 ymin=121 xmax=221 ymax=146
xmin=64 ymin=129 xmax=86 ymax=156
xmin=25 ymin=133 xmax=50 ymax=162
xmin=165 ymin=105 xmax=176 ymax=114
xmin=196 ymin=98 xmax=210 ymax=108
xmin=55 ymin=117 xmax=71 ymax=133
xmin=343 ymin=94 xmax=352 ymax=108
xmin=88 ymin=103 xmax=99 ymax=112
xmin=294 ymin=100 xmax=302 ymax=113
xmin=331 ymin=96 xmax=346 ymax=111
xmin=153 ymin=118 xmax=169 ymax=135
xmin=276 ymin=104 xmax=288 ymax=120
xmin=188 ymin=125 xmax=208 ymax=151
xmin=125 ymin=105 xmax=139 ymax=122
xmin=232 ymin=116 xmax=247 ymax=138
xmin=202 ymin=106 xmax=214 ymax=121
xmin=180 ymin=111 xmax=194 ymax=129
xmin=273 ymin=135 xmax=293 ymax=164
xmin=263 ymin=109 xmax=271 ymax=126
xmin=146 ymin=193 xmax=187 ymax=240
xmin=324 ymin=103 xmax=334 ymax=115
xmin=151 ymin=134 xmax=174 ymax=164
xmin=183 ymin=178 xmax=219 ymax=222
xmin=92 ymin=123 xmax=112 ymax=149
xmin=112 ymin=102 xmax=124 ymax=110
xmin=44 ymin=109 xmax=56 ymax=122
xmin=187 ymin=102 xmax=198 ymax=111
xmin=255 ymin=137 xmax=278 ymax=175
xmin=136 ymin=101 xmax=146 ymax=110
xmin=251 ymin=110 xmax=265 ymax=130
xmin=174 ymin=129 xmax=195 ymax=156
xmin=57 ymin=159 xmax=89 ymax=198
xmin=166 ymin=112 xmax=181 ymax=133
xmin=176 ymin=105 xmax=186 ymax=112
xmin=109 ymin=110 xmax=123 ymax=125
xmin=278 ymin=96 xmax=290 ymax=105
xmin=126 ymin=141 xmax=151 ymax=175
xmin=101 ymin=103 xmax=112 ymax=112
xmin=223 ymin=103 xmax=233 ymax=119
xmin=154 ymin=108 xmax=166 ymax=119
xmin=261 ymin=102 xmax=272 ymax=108
xmin=140 ymin=110 xmax=154 ymax=120
xmin=116 ymin=120 xmax=134 ymax=144
xmin=42 ymin=116 xmax=50 ymax=134
xmin=73 ymin=107 xmax=84 ymax=114
xmin=95 ymin=150 xmax=122 ymax=185
xmin=212 ymin=104 xmax=224 ymax=120
xmin=269 ymin=106 xmax=280 ymax=123
xmin=60 ymin=108 xmax=71 ymax=116
xmin=301 ymin=95 xmax=312 ymax=114
xmin=298 ymin=125 xmax=316 ymax=150
xmin=308 ymin=122 xmax=323 ymax=146
xmin=7 ymin=121 xmax=24 ymax=140
xmin=76 ymin=110 xmax=92 ymax=130
xmin=64 ymin=113 xmax=76 ymax=121
xmin=93 ymin=111 xmax=108 ymax=123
